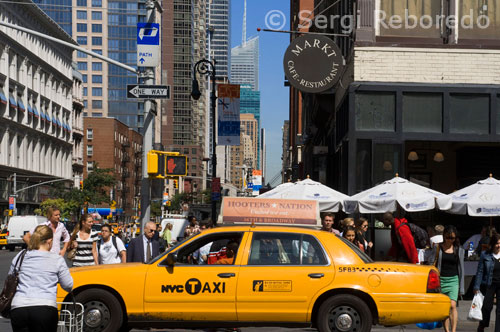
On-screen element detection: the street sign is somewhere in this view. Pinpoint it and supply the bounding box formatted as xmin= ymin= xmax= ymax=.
xmin=137 ymin=22 xmax=160 ymax=67
xmin=127 ymin=85 xmax=170 ymax=99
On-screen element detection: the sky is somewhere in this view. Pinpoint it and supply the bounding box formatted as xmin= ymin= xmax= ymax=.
xmin=230 ymin=0 xmax=291 ymax=185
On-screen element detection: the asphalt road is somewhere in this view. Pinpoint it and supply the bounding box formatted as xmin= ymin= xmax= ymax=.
xmin=0 ymin=248 xmax=485 ymax=332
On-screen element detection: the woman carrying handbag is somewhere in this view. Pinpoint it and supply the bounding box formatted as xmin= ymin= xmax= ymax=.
xmin=474 ymin=232 xmax=500 ymax=332
xmin=9 ymin=225 xmax=73 ymax=332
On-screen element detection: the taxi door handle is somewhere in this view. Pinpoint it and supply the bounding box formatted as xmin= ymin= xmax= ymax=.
xmin=218 ymin=273 xmax=236 ymax=278
xmin=308 ymin=273 xmax=324 ymax=279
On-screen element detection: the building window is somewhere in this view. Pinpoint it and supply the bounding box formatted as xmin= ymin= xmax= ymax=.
xmin=378 ymin=0 xmax=442 ymax=38
xmin=355 ymin=92 xmax=396 ymax=132
xmin=450 ymin=94 xmax=489 ymax=134
xmin=76 ymin=23 xmax=87 ymax=32
xmin=92 ymin=11 xmax=102 ymax=20
xmin=87 ymin=128 xmax=93 ymax=139
xmin=76 ymin=36 xmax=87 ymax=45
xmin=77 ymin=62 xmax=87 ymax=71
xmin=77 ymin=10 xmax=87 ymax=19
xmin=92 ymin=112 xmax=103 ymax=117
xmin=92 ymin=75 xmax=102 ymax=83
xmin=77 ymin=51 xmax=87 ymax=58
xmin=83 ymin=87 xmax=88 ymax=96
xmin=92 ymin=100 xmax=103 ymax=109
xmin=92 ymin=49 xmax=103 ymax=55
xmin=92 ymin=88 xmax=102 ymax=96
xmin=458 ymin=0 xmax=500 ymax=40
xmin=77 ymin=0 xmax=86 ymax=6
xmin=87 ymin=145 xmax=93 ymax=156
xmin=374 ymin=144 xmax=401 ymax=184
xmin=87 ymin=161 xmax=94 ymax=172
xmin=82 ymin=75 xmax=87 ymax=83
xmin=92 ymin=37 xmax=102 ymax=45
xmin=92 ymin=24 xmax=102 ymax=33
xmin=192 ymin=148 xmax=197 ymax=154
xmin=403 ymin=93 xmax=442 ymax=133
xmin=91 ymin=0 xmax=101 ymax=7
xmin=92 ymin=62 xmax=102 ymax=71
xmin=83 ymin=101 xmax=88 ymax=108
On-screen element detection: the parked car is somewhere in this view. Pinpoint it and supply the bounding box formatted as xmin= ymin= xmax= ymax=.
xmin=7 ymin=215 xmax=47 ymax=251
xmin=57 ymin=225 xmax=450 ymax=332
xmin=92 ymin=223 xmax=103 ymax=237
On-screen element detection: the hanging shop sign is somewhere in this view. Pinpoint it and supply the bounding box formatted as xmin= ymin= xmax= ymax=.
xmin=283 ymin=34 xmax=344 ymax=93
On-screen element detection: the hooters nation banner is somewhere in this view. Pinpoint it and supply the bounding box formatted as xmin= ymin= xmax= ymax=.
xmin=217 ymin=84 xmax=240 ymax=146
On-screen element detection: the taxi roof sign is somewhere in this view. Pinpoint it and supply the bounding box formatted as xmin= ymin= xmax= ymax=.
xmin=219 ymin=197 xmax=321 ymax=227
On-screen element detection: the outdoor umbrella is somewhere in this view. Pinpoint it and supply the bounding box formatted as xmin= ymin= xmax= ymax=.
xmin=343 ymin=175 xmax=452 ymax=214
xmin=257 ymin=178 xmax=349 ymax=212
xmin=448 ymin=175 xmax=500 ymax=217
xmin=257 ymin=181 xmax=295 ymax=197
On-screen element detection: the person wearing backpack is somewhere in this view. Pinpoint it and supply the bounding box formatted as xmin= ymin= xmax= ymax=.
xmin=382 ymin=212 xmax=418 ymax=264
xmin=98 ymin=224 xmax=126 ymax=264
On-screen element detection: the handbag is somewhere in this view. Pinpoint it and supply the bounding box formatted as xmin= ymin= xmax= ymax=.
xmin=468 ymin=291 xmax=484 ymax=321
xmin=0 ymin=249 xmax=27 ymax=317
xmin=66 ymin=246 xmax=77 ymax=260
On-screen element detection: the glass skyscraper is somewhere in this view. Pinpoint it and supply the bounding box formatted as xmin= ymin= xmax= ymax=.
xmin=35 ymin=0 xmax=145 ymax=131
xmin=240 ymin=85 xmax=261 ymax=168
xmin=231 ymin=36 xmax=259 ymax=91
xmin=33 ymin=0 xmax=73 ymax=35
xmin=207 ymin=0 xmax=230 ymax=81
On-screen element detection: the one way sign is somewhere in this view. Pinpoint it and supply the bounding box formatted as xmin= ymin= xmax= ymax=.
xmin=127 ymin=85 xmax=170 ymax=99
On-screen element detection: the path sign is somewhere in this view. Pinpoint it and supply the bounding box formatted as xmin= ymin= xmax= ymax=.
xmin=127 ymin=85 xmax=170 ymax=99
xmin=137 ymin=22 xmax=160 ymax=67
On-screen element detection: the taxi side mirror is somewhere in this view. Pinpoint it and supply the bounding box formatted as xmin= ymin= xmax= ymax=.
xmin=166 ymin=253 xmax=177 ymax=266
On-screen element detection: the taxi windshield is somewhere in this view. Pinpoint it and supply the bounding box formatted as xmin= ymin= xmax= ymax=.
xmin=338 ymin=236 xmax=373 ymax=263
xmin=148 ymin=235 xmax=191 ymax=264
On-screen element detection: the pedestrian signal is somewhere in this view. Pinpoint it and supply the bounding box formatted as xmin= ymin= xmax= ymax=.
xmin=166 ymin=155 xmax=187 ymax=176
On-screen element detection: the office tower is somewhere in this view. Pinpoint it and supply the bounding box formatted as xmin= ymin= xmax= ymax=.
xmin=161 ymin=0 xmax=207 ymax=193
xmin=207 ymin=0 xmax=230 ymax=80
xmin=35 ymin=0 xmax=147 ymax=131
xmin=230 ymin=36 xmax=259 ymax=91
xmin=240 ymin=85 xmax=261 ymax=167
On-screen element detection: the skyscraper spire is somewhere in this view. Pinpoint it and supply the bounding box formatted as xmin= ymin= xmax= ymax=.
xmin=242 ymin=0 xmax=247 ymax=45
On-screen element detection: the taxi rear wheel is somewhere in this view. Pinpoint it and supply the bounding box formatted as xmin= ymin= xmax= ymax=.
xmin=317 ymin=295 xmax=372 ymax=332
xmin=76 ymin=288 xmax=124 ymax=332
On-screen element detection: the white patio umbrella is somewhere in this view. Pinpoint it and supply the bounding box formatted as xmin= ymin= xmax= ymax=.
xmin=257 ymin=181 xmax=295 ymax=198
xmin=343 ymin=175 xmax=452 ymax=214
xmin=258 ymin=178 xmax=349 ymax=212
xmin=448 ymin=175 xmax=500 ymax=217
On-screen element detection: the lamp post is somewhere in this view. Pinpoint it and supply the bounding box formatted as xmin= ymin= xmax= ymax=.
xmin=191 ymin=59 xmax=217 ymax=225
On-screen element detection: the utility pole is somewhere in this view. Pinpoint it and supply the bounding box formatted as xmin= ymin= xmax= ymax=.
xmin=139 ymin=0 xmax=162 ymax=230
xmin=12 ymin=173 xmax=16 ymax=216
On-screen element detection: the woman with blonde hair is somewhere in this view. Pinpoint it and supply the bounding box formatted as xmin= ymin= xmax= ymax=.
xmin=9 ymin=225 xmax=73 ymax=331
xmin=68 ymin=213 xmax=99 ymax=266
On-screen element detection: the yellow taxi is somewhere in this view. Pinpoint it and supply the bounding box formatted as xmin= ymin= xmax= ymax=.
xmin=109 ymin=222 xmax=119 ymax=235
xmin=0 ymin=228 xmax=7 ymax=249
xmin=58 ymin=227 xmax=450 ymax=332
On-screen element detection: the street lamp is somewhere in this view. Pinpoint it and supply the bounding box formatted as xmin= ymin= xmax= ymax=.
xmin=191 ymin=59 xmax=217 ymax=225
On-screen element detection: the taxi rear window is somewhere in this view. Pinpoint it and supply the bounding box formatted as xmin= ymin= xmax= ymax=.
xmin=338 ymin=236 xmax=373 ymax=263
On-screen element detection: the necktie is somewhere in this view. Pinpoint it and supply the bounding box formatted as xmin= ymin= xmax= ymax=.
xmin=146 ymin=240 xmax=152 ymax=262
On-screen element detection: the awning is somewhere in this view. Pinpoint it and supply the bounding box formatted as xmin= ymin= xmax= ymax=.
xmin=9 ymin=94 xmax=17 ymax=109
xmin=32 ymin=106 xmax=40 ymax=118
xmin=0 ymin=91 xmax=7 ymax=105
xmin=17 ymin=99 xmax=26 ymax=112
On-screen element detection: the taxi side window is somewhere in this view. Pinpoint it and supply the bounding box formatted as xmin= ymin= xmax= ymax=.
xmin=248 ymin=232 xmax=327 ymax=266
xmin=170 ymin=232 xmax=243 ymax=266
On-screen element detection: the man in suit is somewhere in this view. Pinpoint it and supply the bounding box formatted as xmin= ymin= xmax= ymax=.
xmin=127 ymin=221 xmax=159 ymax=263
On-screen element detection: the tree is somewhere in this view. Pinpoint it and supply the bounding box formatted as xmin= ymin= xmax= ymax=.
xmin=168 ymin=192 xmax=190 ymax=212
xmin=150 ymin=201 xmax=162 ymax=218
xmin=34 ymin=198 xmax=79 ymax=221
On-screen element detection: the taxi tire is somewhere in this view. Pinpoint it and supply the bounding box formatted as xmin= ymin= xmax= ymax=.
xmin=317 ymin=294 xmax=372 ymax=332
xmin=76 ymin=288 xmax=124 ymax=332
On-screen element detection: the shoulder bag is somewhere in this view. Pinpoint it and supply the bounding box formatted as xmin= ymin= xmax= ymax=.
xmin=0 ymin=249 xmax=27 ymax=317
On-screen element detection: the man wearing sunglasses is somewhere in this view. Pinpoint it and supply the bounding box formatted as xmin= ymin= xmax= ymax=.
xmin=127 ymin=221 xmax=160 ymax=263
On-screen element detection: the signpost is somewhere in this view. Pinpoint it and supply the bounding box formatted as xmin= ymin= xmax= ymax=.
xmin=137 ymin=22 xmax=160 ymax=67
xmin=127 ymin=85 xmax=170 ymax=99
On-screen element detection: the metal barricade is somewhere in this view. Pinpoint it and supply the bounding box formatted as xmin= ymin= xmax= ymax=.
xmin=57 ymin=301 xmax=84 ymax=332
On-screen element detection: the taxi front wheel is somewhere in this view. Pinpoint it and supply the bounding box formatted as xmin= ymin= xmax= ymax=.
xmin=317 ymin=295 xmax=372 ymax=332
xmin=76 ymin=288 xmax=124 ymax=332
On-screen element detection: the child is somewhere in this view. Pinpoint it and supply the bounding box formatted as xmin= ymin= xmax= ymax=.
xmin=343 ymin=226 xmax=363 ymax=251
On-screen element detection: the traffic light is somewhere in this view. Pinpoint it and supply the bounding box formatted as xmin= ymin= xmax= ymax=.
xmin=173 ymin=179 xmax=178 ymax=189
xmin=80 ymin=181 xmax=83 ymax=190
xmin=165 ymin=155 xmax=187 ymax=176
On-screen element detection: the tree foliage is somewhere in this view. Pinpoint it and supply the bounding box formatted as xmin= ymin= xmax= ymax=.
xmin=33 ymin=198 xmax=80 ymax=221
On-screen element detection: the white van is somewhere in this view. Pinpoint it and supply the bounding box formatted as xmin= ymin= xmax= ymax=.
xmin=7 ymin=215 xmax=47 ymax=251
xmin=160 ymin=215 xmax=188 ymax=243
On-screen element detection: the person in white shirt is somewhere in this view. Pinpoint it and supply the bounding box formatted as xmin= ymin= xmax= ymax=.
xmin=98 ymin=224 xmax=126 ymax=264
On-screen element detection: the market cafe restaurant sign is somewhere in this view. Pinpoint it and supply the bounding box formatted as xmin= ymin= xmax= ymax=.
xmin=219 ymin=197 xmax=321 ymax=227
xmin=283 ymin=34 xmax=344 ymax=93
